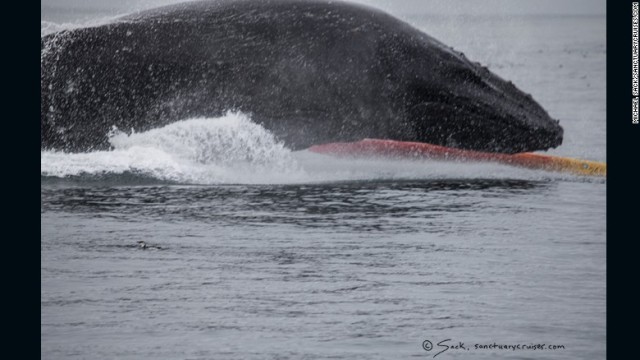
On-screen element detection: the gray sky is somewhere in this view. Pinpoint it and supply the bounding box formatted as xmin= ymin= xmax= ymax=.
xmin=42 ymin=0 xmax=605 ymax=22
xmin=352 ymin=0 xmax=605 ymax=16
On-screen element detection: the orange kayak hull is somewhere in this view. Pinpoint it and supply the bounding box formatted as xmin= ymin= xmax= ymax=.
xmin=308 ymin=139 xmax=606 ymax=177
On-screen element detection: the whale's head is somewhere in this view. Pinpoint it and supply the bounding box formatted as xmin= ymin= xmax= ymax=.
xmin=389 ymin=30 xmax=563 ymax=154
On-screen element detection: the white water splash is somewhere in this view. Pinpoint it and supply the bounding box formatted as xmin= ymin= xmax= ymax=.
xmin=41 ymin=112 xmax=305 ymax=184
xmin=40 ymin=112 xmax=587 ymax=185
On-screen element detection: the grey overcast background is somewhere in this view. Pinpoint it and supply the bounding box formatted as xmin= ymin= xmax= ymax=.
xmin=41 ymin=0 xmax=605 ymax=22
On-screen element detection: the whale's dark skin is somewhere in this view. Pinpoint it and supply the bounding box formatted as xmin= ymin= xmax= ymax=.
xmin=41 ymin=0 xmax=563 ymax=153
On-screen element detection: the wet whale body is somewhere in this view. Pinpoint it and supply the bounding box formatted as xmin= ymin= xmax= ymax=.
xmin=41 ymin=0 xmax=563 ymax=154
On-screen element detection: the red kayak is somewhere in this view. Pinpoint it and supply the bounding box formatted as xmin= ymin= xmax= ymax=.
xmin=308 ymin=139 xmax=606 ymax=177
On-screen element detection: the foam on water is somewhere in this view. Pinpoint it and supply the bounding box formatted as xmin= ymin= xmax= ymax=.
xmin=41 ymin=113 xmax=303 ymax=184
xmin=41 ymin=112 xmax=594 ymax=185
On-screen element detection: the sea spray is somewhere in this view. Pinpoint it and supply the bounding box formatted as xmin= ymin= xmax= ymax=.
xmin=41 ymin=112 xmax=305 ymax=184
xmin=40 ymin=112 xmax=591 ymax=184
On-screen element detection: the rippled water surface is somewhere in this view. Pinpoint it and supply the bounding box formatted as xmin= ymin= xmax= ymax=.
xmin=41 ymin=177 xmax=605 ymax=359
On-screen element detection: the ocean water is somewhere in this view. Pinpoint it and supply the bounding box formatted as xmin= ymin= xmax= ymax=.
xmin=41 ymin=2 xmax=606 ymax=359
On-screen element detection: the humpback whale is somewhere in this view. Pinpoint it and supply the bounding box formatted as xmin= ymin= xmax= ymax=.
xmin=41 ymin=0 xmax=563 ymax=154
